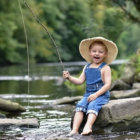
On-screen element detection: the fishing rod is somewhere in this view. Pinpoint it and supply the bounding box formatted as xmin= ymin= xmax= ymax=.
xmin=23 ymin=0 xmax=65 ymax=71
xmin=18 ymin=0 xmax=30 ymax=109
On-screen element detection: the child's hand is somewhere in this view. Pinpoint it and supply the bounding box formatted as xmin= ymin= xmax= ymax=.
xmin=63 ymin=71 xmax=70 ymax=79
xmin=88 ymin=94 xmax=98 ymax=102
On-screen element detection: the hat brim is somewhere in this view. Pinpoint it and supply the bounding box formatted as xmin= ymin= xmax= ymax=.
xmin=79 ymin=37 xmax=118 ymax=64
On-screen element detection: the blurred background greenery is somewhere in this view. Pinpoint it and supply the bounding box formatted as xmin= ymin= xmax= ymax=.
xmin=0 ymin=0 xmax=140 ymax=65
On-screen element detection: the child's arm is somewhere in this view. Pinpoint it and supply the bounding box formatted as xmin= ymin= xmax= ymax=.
xmin=88 ymin=65 xmax=111 ymax=102
xmin=63 ymin=65 xmax=86 ymax=85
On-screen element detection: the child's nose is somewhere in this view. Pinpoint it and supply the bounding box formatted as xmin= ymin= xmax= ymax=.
xmin=95 ymin=51 xmax=99 ymax=55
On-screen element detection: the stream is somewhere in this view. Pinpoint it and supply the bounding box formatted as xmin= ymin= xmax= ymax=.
xmin=0 ymin=61 xmax=140 ymax=140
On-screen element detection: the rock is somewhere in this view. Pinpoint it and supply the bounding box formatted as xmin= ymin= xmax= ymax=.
xmin=53 ymin=96 xmax=82 ymax=105
xmin=45 ymin=137 xmax=75 ymax=140
xmin=110 ymin=79 xmax=131 ymax=91
xmin=95 ymin=97 xmax=140 ymax=131
xmin=45 ymin=135 xmax=93 ymax=140
xmin=71 ymin=97 xmax=140 ymax=132
xmin=133 ymin=82 xmax=140 ymax=89
xmin=110 ymin=89 xmax=140 ymax=99
xmin=0 ymin=98 xmax=25 ymax=112
xmin=0 ymin=113 xmax=6 ymax=118
xmin=135 ymin=72 xmax=140 ymax=82
xmin=0 ymin=118 xmax=39 ymax=129
xmin=121 ymin=64 xmax=136 ymax=85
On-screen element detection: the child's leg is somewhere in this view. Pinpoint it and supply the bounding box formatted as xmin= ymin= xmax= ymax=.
xmin=81 ymin=113 xmax=96 ymax=135
xmin=70 ymin=111 xmax=84 ymax=135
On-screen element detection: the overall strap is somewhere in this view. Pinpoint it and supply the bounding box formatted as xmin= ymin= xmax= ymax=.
xmin=86 ymin=63 xmax=91 ymax=68
xmin=98 ymin=62 xmax=106 ymax=70
xmin=85 ymin=63 xmax=91 ymax=71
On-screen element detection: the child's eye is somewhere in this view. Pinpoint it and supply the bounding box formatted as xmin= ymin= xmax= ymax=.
xmin=99 ymin=51 xmax=104 ymax=53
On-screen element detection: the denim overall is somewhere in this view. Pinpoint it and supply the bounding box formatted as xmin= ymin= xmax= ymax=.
xmin=76 ymin=62 xmax=110 ymax=116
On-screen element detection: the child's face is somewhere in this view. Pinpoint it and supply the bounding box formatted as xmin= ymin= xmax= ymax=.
xmin=89 ymin=44 xmax=107 ymax=64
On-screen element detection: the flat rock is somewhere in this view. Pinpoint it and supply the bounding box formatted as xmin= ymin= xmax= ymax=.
xmin=110 ymin=89 xmax=140 ymax=99
xmin=0 ymin=113 xmax=6 ymax=118
xmin=53 ymin=96 xmax=82 ymax=105
xmin=0 ymin=98 xmax=25 ymax=112
xmin=95 ymin=97 xmax=140 ymax=131
xmin=0 ymin=118 xmax=39 ymax=128
xmin=72 ymin=97 xmax=140 ymax=132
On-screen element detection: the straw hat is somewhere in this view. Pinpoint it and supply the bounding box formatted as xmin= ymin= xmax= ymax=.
xmin=79 ymin=36 xmax=118 ymax=64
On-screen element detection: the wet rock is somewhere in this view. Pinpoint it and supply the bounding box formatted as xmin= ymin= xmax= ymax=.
xmin=45 ymin=134 xmax=96 ymax=140
xmin=45 ymin=138 xmax=72 ymax=140
xmin=0 ymin=118 xmax=39 ymax=129
xmin=133 ymin=82 xmax=140 ymax=89
xmin=53 ymin=96 xmax=82 ymax=105
xmin=0 ymin=98 xmax=25 ymax=112
xmin=110 ymin=79 xmax=131 ymax=91
xmin=110 ymin=89 xmax=140 ymax=99
xmin=0 ymin=113 xmax=6 ymax=118
xmin=71 ymin=97 xmax=140 ymax=132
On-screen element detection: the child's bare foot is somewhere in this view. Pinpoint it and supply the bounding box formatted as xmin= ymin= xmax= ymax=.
xmin=81 ymin=129 xmax=92 ymax=136
xmin=67 ymin=130 xmax=79 ymax=137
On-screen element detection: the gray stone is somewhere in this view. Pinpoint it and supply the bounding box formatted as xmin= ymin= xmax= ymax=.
xmin=110 ymin=79 xmax=131 ymax=91
xmin=53 ymin=96 xmax=82 ymax=105
xmin=45 ymin=138 xmax=75 ymax=140
xmin=0 ymin=113 xmax=6 ymax=118
xmin=71 ymin=97 xmax=140 ymax=132
xmin=110 ymin=89 xmax=140 ymax=99
xmin=0 ymin=118 xmax=39 ymax=128
xmin=0 ymin=98 xmax=25 ymax=112
xmin=95 ymin=97 xmax=140 ymax=131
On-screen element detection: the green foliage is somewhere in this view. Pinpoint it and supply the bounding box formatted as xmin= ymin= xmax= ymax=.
xmin=38 ymin=0 xmax=91 ymax=61
xmin=112 ymin=0 xmax=140 ymax=24
xmin=64 ymin=73 xmax=85 ymax=96
xmin=0 ymin=2 xmax=24 ymax=64
xmin=111 ymin=68 xmax=118 ymax=82
xmin=117 ymin=23 xmax=140 ymax=58
xmin=59 ymin=0 xmax=90 ymax=61
xmin=111 ymin=64 xmax=125 ymax=82
xmin=0 ymin=0 xmax=140 ymax=65
xmin=65 ymin=79 xmax=85 ymax=96
xmin=0 ymin=0 xmax=54 ymax=64
xmin=129 ymin=53 xmax=140 ymax=75
xmin=103 ymin=8 xmax=124 ymax=41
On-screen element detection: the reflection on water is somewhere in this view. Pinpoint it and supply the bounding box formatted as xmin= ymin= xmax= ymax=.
xmin=0 ymin=62 xmax=83 ymax=99
xmin=0 ymin=61 xmax=140 ymax=140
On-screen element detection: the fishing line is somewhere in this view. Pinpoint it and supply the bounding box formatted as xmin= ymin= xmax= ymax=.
xmin=18 ymin=0 xmax=30 ymax=109
xmin=23 ymin=0 xmax=65 ymax=71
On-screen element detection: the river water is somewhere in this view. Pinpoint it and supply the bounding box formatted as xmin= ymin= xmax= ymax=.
xmin=0 ymin=61 xmax=140 ymax=140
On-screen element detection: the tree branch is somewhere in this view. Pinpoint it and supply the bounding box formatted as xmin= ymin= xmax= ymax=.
xmin=113 ymin=0 xmax=140 ymax=24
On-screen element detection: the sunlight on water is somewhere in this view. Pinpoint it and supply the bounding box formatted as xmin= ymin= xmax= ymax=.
xmin=0 ymin=94 xmax=49 ymax=99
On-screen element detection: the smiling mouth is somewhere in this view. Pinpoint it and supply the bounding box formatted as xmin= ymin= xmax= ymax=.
xmin=94 ymin=56 xmax=100 ymax=59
